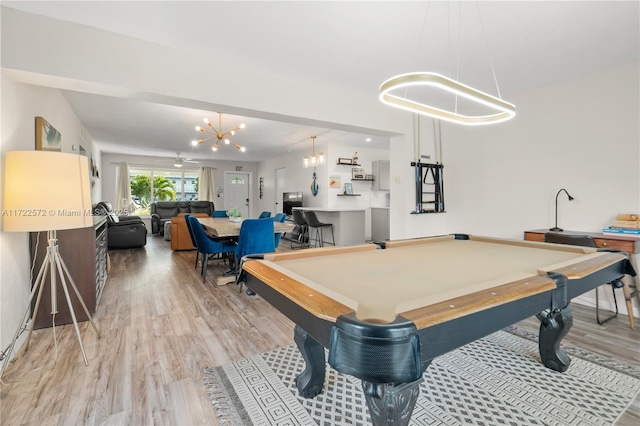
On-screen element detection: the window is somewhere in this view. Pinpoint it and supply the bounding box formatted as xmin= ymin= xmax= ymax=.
xmin=128 ymin=167 xmax=199 ymax=215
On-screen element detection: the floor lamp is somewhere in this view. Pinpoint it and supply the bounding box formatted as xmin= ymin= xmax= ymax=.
xmin=1 ymin=151 xmax=100 ymax=377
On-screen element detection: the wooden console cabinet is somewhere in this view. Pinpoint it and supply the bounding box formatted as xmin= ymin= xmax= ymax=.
xmin=29 ymin=216 xmax=108 ymax=329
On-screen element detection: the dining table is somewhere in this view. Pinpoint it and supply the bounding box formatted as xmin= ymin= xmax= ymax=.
xmin=197 ymin=217 xmax=295 ymax=239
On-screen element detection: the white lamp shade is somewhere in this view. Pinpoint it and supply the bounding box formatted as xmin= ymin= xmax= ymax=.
xmin=3 ymin=151 xmax=93 ymax=232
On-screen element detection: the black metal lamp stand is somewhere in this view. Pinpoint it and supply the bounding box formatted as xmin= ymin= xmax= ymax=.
xmin=550 ymin=188 xmax=574 ymax=232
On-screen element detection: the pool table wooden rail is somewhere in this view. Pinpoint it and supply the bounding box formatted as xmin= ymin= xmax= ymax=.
xmin=538 ymin=251 xmax=628 ymax=280
xmin=242 ymin=259 xmax=354 ymax=323
xmin=403 ymin=275 xmax=556 ymax=329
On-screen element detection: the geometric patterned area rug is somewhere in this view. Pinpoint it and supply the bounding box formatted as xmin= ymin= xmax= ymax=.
xmin=204 ymin=328 xmax=640 ymax=425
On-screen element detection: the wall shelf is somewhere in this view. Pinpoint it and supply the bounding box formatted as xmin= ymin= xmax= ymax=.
xmin=337 ymin=194 xmax=361 ymax=196
xmin=351 ymin=178 xmax=374 ymax=181
xmin=336 ymin=162 xmax=361 ymax=166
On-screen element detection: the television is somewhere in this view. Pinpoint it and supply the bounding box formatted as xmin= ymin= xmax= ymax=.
xmin=283 ymin=192 xmax=303 ymax=215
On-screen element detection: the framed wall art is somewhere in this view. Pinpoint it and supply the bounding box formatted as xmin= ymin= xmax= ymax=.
xmin=344 ymin=182 xmax=353 ymax=195
xmin=35 ymin=117 xmax=62 ymax=152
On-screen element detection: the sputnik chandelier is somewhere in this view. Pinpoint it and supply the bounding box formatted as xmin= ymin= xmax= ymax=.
xmin=303 ymin=136 xmax=325 ymax=168
xmin=191 ymin=112 xmax=246 ymax=152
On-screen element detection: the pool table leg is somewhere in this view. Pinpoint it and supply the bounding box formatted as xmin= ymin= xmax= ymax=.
xmin=361 ymin=374 xmax=425 ymax=426
xmin=537 ymin=306 xmax=573 ymax=372
xmin=293 ymin=325 xmax=326 ymax=398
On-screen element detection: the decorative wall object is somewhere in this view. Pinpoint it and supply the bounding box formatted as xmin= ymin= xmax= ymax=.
xmin=259 ymin=177 xmax=264 ymax=199
xmin=329 ymin=176 xmax=341 ymax=188
xmin=35 ymin=117 xmax=62 ymax=152
xmin=311 ymin=170 xmax=319 ymax=196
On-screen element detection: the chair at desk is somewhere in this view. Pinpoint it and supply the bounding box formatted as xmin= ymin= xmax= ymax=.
xmin=544 ymin=232 xmax=633 ymax=326
xmin=273 ymin=212 xmax=287 ymax=249
xmin=290 ymin=210 xmax=309 ymax=249
xmin=305 ymin=210 xmax=335 ymax=247
xmin=188 ymin=216 xmax=236 ymax=283
xmin=213 ymin=210 xmax=228 ymax=218
xmin=258 ymin=211 xmax=272 ymax=218
xmin=233 ymin=218 xmax=276 ymax=293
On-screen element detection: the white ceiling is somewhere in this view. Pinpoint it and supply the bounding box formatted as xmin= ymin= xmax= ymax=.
xmin=4 ymin=1 xmax=639 ymax=162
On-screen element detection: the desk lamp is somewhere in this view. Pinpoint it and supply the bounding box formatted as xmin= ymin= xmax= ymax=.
xmin=550 ymin=188 xmax=574 ymax=232
xmin=1 ymin=151 xmax=100 ymax=377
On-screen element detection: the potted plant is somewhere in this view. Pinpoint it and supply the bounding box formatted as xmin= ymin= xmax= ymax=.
xmin=227 ymin=207 xmax=242 ymax=222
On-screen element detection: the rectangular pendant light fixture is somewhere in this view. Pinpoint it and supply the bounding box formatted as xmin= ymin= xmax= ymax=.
xmin=379 ymin=72 xmax=515 ymax=125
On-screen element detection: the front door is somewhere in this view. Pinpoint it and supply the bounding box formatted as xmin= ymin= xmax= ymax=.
xmin=224 ymin=171 xmax=251 ymax=218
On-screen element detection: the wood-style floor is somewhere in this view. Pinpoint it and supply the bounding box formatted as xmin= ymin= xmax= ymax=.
xmin=1 ymin=235 xmax=638 ymax=425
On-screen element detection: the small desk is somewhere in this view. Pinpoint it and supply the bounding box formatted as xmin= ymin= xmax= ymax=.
xmin=243 ymin=234 xmax=628 ymax=425
xmin=524 ymin=229 xmax=639 ymax=329
xmin=198 ymin=217 xmax=294 ymax=238
xmin=524 ymin=229 xmax=640 ymax=254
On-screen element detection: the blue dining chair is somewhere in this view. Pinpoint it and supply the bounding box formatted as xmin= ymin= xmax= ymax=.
xmin=233 ymin=218 xmax=275 ymax=292
xmin=213 ymin=210 xmax=228 ymax=218
xmin=187 ymin=215 xmax=237 ymax=283
xmin=273 ymin=212 xmax=287 ymax=249
xmin=258 ymin=211 xmax=272 ymax=218
xmin=183 ymin=214 xmax=200 ymax=270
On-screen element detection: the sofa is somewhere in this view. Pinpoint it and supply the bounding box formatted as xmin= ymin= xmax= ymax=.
xmin=94 ymin=202 xmax=147 ymax=249
xmin=170 ymin=213 xmax=210 ymax=250
xmin=150 ymin=201 xmax=214 ymax=235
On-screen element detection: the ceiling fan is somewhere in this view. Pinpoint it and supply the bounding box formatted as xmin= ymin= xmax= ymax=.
xmin=164 ymin=152 xmax=200 ymax=168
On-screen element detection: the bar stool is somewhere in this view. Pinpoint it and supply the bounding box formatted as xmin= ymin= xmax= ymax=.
xmin=291 ymin=210 xmax=309 ymax=249
xmin=304 ymin=211 xmax=335 ymax=247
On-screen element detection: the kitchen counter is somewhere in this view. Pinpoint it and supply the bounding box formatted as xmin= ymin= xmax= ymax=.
xmin=293 ymin=207 xmax=365 ymax=246
xmin=294 ymin=207 xmax=366 ymax=213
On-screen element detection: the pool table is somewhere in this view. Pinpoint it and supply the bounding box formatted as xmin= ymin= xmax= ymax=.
xmin=242 ymin=234 xmax=631 ymax=426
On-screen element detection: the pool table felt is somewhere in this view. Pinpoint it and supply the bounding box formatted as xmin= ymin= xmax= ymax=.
xmin=247 ymin=235 xmax=624 ymax=324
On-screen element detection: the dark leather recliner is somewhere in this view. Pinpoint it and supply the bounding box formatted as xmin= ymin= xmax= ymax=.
xmin=94 ymin=202 xmax=147 ymax=249
xmin=150 ymin=201 xmax=214 ymax=235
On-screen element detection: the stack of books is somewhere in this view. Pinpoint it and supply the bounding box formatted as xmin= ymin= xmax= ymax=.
xmin=603 ymin=214 xmax=640 ymax=237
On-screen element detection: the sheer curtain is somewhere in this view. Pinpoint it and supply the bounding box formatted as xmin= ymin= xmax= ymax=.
xmin=115 ymin=162 xmax=133 ymax=213
xmin=198 ymin=166 xmax=216 ymax=202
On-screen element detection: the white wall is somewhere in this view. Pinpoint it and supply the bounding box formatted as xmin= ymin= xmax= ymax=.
xmin=0 ymin=75 xmax=102 ymax=355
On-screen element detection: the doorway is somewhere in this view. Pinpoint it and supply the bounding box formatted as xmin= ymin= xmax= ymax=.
xmin=224 ymin=171 xmax=252 ymax=218
xmin=275 ymin=167 xmax=285 ymax=214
